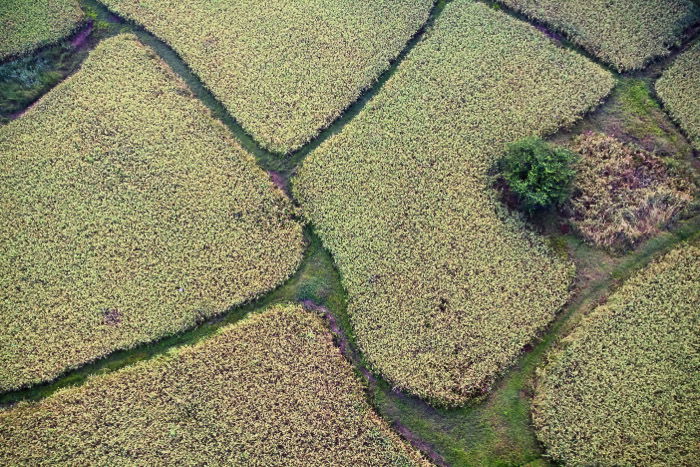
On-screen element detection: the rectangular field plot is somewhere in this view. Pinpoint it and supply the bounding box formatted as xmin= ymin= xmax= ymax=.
xmin=0 ymin=305 xmax=426 ymax=465
xmin=0 ymin=34 xmax=304 ymax=391
xmin=656 ymin=41 xmax=700 ymax=150
xmin=101 ymin=0 xmax=434 ymax=154
xmin=500 ymin=0 xmax=700 ymax=71
xmin=294 ymin=0 xmax=614 ymax=406
xmin=0 ymin=0 xmax=84 ymax=59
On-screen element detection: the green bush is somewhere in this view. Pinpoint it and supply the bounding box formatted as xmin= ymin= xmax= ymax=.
xmin=499 ymin=138 xmax=577 ymax=212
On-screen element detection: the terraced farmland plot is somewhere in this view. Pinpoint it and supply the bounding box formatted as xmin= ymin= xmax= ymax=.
xmin=294 ymin=0 xmax=614 ymax=406
xmin=0 ymin=34 xmax=304 ymax=392
xmin=101 ymin=0 xmax=433 ymax=154
xmin=657 ymin=41 xmax=700 ymax=150
xmin=0 ymin=0 xmax=84 ymax=59
xmin=500 ymin=0 xmax=700 ymax=71
xmin=533 ymin=241 xmax=700 ymax=466
xmin=0 ymin=305 xmax=427 ymax=465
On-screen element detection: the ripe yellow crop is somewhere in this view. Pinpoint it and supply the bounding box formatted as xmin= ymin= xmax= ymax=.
xmin=294 ymin=0 xmax=614 ymax=406
xmin=0 ymin=0 xmax=84 ymax=59
xmin=0 ymin=305 xmax=427 ymax=465
xmin=533 ymin=241 xmax=700 ymax=465
xmin=0 ymin=34 xmax=304 ymax=392
xmin=657 ymin=41 xmax=700 ymax=150
xmin=100 ymin=0 xmax=434 ymax=154
xmin=500 ymin=0 xmax=700 ymax=71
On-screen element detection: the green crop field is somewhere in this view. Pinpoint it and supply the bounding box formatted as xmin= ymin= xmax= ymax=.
xmin=100 ymin=0 xmax=433 ymax=154
xmin=532 ymin=241 xmax=700 ymax=465
xmin=294 ymin=0 xmax=614 ymax=406
xmin=0 ymin=304 xmax=427 ymax=465
xmin=657 ymin=41 xmax=700 ymax=150
xmin=0 ymin=0 xmax=84 ymax=59
xmin=0 ymin=34 xmax=304 ymax=392
xmin=500 ymin=0 xmax=700 ymax=71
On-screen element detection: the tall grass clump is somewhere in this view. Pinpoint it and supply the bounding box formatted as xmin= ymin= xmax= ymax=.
xmin=500 ymin=0 xmax=700 ymax=71
xmin=0 ymin=34 xmax=304 ymax=391
xmin=567 ymin=132 xmax=694 ymax=249
xmin=0 ymin=0 xmax=84 ymax=59
xmin=100 ymin=0 xmax=433 ymax=153
xmin=0 ymin=305 xmax=428 ymax=465
xmin=656 ymin=41 xmax=700 ymax=150
xmin=533 ymin=241 xmax=700 ymax=466
xmin=294 ymin=0 xmax=614 ymax=406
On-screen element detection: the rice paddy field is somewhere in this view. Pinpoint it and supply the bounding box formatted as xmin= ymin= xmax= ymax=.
xmin=500 ymin=0 xmax=700 ymax=71
xmin=100 ymin=0 xmax=433 ymax=154
xmin=0 ymin=304 xmax=426 ymax=465
xmin=0 ymin=34 xmax=304 ymax=391
xmin=0 ymin=0 xmax=84 ymax=59
xmin=657 ymin=41 xmax=700 ymax=150
xmin=532 ymin=241 xmax=700 ymax=465
xmin=294 ymin=0 xmax=614 ymax=406
xmin=1 ymin=0 xmax=699 ymax=464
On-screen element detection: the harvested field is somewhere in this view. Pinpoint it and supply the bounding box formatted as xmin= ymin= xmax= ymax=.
xmin=0 ymin=34 xmax=304 ymax=391
xmin=656 ymin=41 xmax=700 ymax=150
xmin=567 ymin=132 xmax=694 ymax=249
xmin=500 ymin=0 xmax=700 ymax=71
xmin=532 ymin=241 xmax=700 ymax=466
xmin=0 ymin=0 xmax=84 ymax=59
xmin=0 ymin=305 xmax=427 ymax=465
xmin=294 ymin=0 xmax=614 ymax=406
xmin=100 ymin=0 xmax=433 ymax=153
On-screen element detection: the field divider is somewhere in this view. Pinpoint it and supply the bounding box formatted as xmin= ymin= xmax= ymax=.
xmin=82 ymin=0 xmax=451 ymax=188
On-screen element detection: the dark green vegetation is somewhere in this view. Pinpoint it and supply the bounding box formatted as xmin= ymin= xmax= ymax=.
xmin=0 ymin=34 xmax=304 ymax=391
xmin=533 ymin=240 xmax=700 ymax=465
xmin=0 ymin=305 xmax=427 ymax=465
xmin=551 ymin=78 xmax=695 ymax=160
xmin=0 ymin=0 xmax=84 ymax=59
xmin=498 ymin=138 xmax=577 ymax=213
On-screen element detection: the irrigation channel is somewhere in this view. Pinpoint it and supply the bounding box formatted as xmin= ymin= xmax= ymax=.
xmin=1 ymin=0 xmax=699 ymax=465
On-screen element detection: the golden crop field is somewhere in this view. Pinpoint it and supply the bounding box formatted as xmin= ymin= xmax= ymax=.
xmin=0 ymin=34 xmax=304 ymax=392
xmin=294 ymin=0 xmax=614 ymax=406
xmin=0 ymin=304 xmax=426 ymax=465
xmin=532 ymin=241 xmax=700 ymax=465
xmin=500 ymin=0 xmax=700 ymax=71
xmin=0 ymin=0 xmax=84 ymax=59
xmin=100 ymin=0 xmax=434 ymax=154
xmin=657 ymin=41 xmax=700 ymax=150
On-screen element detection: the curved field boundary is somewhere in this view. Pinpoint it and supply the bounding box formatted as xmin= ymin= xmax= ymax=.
xmin=0 ymin=305 xmax=428 ymax=465
xmin=533 ymin=239 xmax=700 ymax=465
xmin=294 ymin=0 xmax=614 ymax=406
xmin=0 ymin=0 xmax=85 ymax=61
xmin=656 ymin=40 xmax=700 ymax=150
xmin=99 ymin=0 xmax=435 ymax=154
xmin=496 ymin=0 xmax=700 ymax=72
xmin=0 ymin=34 xmax=304 ymax=392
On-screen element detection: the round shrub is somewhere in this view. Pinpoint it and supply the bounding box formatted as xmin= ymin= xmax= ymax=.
xmin=498 ymin=137 xmax=577 ymax=212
